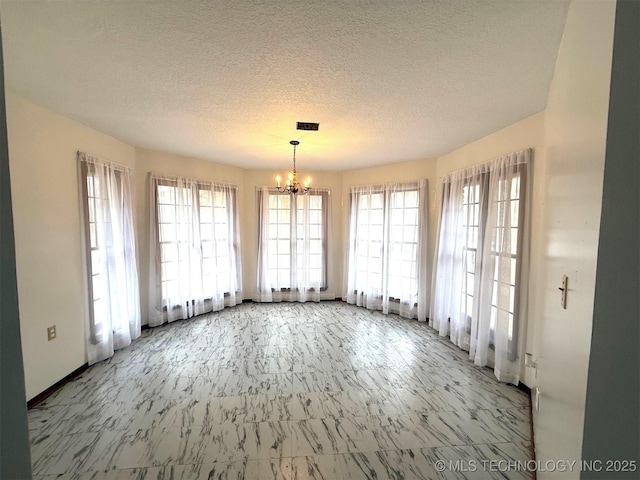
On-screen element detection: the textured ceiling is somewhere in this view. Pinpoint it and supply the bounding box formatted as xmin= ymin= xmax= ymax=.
xmin=0 ymin=0 xmax=569 ymax=171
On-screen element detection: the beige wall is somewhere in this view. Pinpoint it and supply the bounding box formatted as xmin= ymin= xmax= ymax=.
xmin=435 ymin=111 xmax=546 ymax=386
xmin=533 ymin=1 xmax=615 ymax=476
xmin=6 ymin=93 xmax=136 ymax=399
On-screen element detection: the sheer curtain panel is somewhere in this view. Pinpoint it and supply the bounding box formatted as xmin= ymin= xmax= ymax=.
xmin=344 ymin=179 xmax=429 ymax=320
xmin=430 ymin=149 xmax=531 ymax=384
xmin=149 ymin=174 xmax=242 ymax=326
xmin=254 ymin=187 xmax=334 ymax=302
xmin=78 ymin=152 xmax=141 ymax=365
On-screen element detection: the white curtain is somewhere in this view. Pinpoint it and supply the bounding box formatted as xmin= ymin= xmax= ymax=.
xmin=344 ymin=179 xmax=429 ymax=320
xmin=78 ymin=152 xmax=140 ymax=365
xmin=430 ymin=149 xmax=531 ymax=384
xmin=149 ymin=174 xmax=242 ymax=326
xmin=254 ymin=187 xmax=334 ymax=302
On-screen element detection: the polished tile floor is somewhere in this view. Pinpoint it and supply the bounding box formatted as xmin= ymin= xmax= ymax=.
xmin=29 ymin=301 xmax=532 ymax=479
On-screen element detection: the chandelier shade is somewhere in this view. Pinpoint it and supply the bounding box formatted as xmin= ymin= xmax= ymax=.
xmin=275 ymin=140 xmax=311 ymax=195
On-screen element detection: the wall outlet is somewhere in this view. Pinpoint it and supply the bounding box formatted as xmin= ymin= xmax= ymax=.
xmin=525 ymin=352 xmax=538 ymax=377
xmin=47 ymin=325 xmax=57 ymax=341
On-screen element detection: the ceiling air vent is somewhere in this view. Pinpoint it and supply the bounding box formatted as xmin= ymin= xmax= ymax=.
xmin=296 ymin=122 xmax=319 ymax=131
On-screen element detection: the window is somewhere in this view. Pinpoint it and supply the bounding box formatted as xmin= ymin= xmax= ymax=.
xmin=461 ymin=173 xmax=524 ymax=352
xmin=149 ymin=175 xmax=241 ymax=325
xmin=79 ymin=152 xmax=140 ymax=365
xmin=255 ymin=188 xmax=331 ymax=302
xmin=83 ymin=169 xmax=110 ymax=344
xmin=431 ymin=149 xmax=530 ymax=384
xmin=461 ymin=182 xmax=481 ymax=329
xmin=489 ymin=173 xmax=525 ymax=355
xmin=345 ymin=180 xmax=428 ymax=320
xmin=388 ymin=189 xmax=420 ymax=301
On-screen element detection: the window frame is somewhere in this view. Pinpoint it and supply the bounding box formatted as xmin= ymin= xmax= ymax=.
xmin=457 ymin=166 xmax=526 ymax=360
xmin=153 ymin=178 xmax=241 ymax=311
xmin=350 ymin=184 xmax=423 ymax=306
xmin=262 ymin=188 xmax=330 ymax=292
xmin=80 ymin=162 xmax=121 ymax=344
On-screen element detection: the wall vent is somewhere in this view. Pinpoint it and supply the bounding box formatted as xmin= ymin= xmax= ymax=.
xmin=296 ymin=122 xmax=319 ymax=131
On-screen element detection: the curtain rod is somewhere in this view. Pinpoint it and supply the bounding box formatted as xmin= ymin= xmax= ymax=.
xmin=77 ymin=150 xmax=130 ymax=171
xmin=149 ymin=172 xmax=238 ymax=189
xmin=439 ymin=148 xmax=532 ymax=179
xmin=347 ymin=178 xmax=427 ymax=190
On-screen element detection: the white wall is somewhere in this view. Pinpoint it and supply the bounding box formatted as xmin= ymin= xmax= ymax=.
xmin=6 ymin=93 xmax=136 ymax=399
xmin=532 ymin=1 xmax=615 ymax=476
xmin=435 ymin=111 xmax=546 ymax=386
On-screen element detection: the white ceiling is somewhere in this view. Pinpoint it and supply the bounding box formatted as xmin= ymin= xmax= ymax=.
xmin=0 ymin=0 xmax=569 ymax=171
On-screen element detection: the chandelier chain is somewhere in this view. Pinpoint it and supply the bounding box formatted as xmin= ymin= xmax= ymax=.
xmin=275 ymin=140 xmax=310 ymax=195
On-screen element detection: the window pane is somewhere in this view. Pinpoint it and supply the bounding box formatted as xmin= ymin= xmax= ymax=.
xmin=404 ymin=191 xmax=418 ymax=208
xmin=277 ymin=239 xmax=290 ymax=253
xmin=510 ymin=227 xmax=519 ymax=254
xmin=309 ymin=210 xmax=321 ymax=225
xmin=309 ymin=225 xmax=321 ymax=239
xmin=200 ymin=223 xmax=213 ymax=241
xmin=201 ymin=240 xmax=213 ymax=259
xmin=89 ymin=224 xmax=98 ymax=248
xmin=466 ymin=295 xmax=474 ymax=316
xmin=161 ymin=243 xmax=178 ymax=262
xmin=199 ymin=206 xmax=213 ymax=222
xmin=157 ymin=185 xmax=175 ymax=204
xmin=511 ymin=176 xmax=520 ymax=200
xmin=278 ymin=224 xmax=290 ymax=238
xmin=278 ymin=209 xmax=290 ymax=224
xmin=199 ymin=189 xmax=212 ymax=207
xmin=309 ymin=195 xmax=322 ymax=209
xmin=159 ymin=224 xmax=177 ymax=242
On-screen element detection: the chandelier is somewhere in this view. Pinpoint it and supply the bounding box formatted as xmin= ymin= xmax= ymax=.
xmin=275 ymin=140 xmax=311 ymax=195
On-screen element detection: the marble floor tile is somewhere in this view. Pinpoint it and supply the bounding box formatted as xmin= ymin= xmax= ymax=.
xmin=198 ymin=421 xmax=292 ymax=463
xmin=33 ymin=467 xmax=164 ymax=480
xmin=291 ymin=372 xmax=337 ymax=394
xmin=290 ymin=417 xmax=378 ymax=456
xmin=213 ymin=394 xmax=293 ymax=424
xmin=354 ymin=368 xmax=425 ymax=391
xmin=357 ymin=389 xmax=407 ymax=417
xmin=291 ymin=355 xmax=352 ymax=373
xmin=163 ymin=458 xmax=292 ymax=480
xmin=368 ymin=413 xmax=451 ymax=451
xmin=28 ymin=302 xmax=532 ymax=479
xmin=290 ymin=391 xmax=367 ymax=420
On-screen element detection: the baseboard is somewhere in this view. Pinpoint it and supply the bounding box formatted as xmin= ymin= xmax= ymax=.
xmin=525 ymin=386 xmax=537 ymax=480
xmin=27 ymin=363 xmax=89 ymax=409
